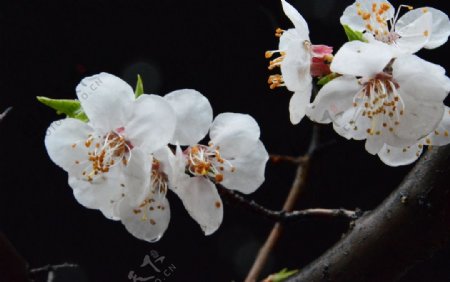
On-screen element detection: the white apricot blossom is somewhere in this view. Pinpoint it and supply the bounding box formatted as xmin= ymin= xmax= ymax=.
xmin=266 ymin=0 xmax=333 ymax=125
xmin=159 ymin=90 xmax=269 ymax=235
xmin=307 ymin=41 xmax=450 ymax=154
xmin=107 ymin=88 xmax=212 ymax=242
xmin=45 ymin=73 xmax=177 ymax=219
xmin=341 ymin=0 xmax=450 ymax=55
xmin=378 ymin=107 xmax=450 ymax=166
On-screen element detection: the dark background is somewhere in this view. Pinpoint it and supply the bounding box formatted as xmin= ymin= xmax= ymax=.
xmin=0 ymin=0 xmax=449 ymax=281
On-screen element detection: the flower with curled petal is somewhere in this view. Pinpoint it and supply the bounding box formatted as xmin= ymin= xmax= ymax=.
xmin=266 ymin=0 xmax=333 ymax=125
xmin=307 ymin=41 xmax=450 ymax=156
xmin=45 ymin=72 xmax=177 ymax=220
xmin=341 ymin=0 xmax=450 ymax=55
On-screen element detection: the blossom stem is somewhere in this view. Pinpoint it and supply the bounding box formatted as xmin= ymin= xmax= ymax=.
xmin=244 ymin=124 xmax=321 ymax=282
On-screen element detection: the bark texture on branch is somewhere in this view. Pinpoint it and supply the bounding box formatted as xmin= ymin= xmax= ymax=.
xmin=287 ymin=145 xmax=450 ymax=282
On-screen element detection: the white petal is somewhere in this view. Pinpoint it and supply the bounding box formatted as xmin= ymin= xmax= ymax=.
xmin=397 ymin=8 xmax=450 ymax=49
xmin=279 ymin=28 xmax=299 ymax=50
xmin=174 ymin=177 xmax=223 ymax=235
xmin=307 ymin=76 xmax=360 ymax=123
xmin=45 ymin=118 xmax=93 ymax=177
xmin=209 ymin=113 xmax=260 ymax=158
xmin=365 ymin=135 xmax=384 ymax=154
xmin=395 ymin=10 xmax=432 ymax=54
xmin=392 ymin=56 xmax=449 ymax=143
xmin=429 ymin=107 xmax=450 ymax=146
xmin=281 ymin=0 xmax=309 ymax=38
xmin=122 ymin=148 xmax=152 ymax=206
xmin=221 ymin=140 xmax=269 ymax=194
xmin=394 ymin=55 xmax=450 ymax=92
xmin=280 ymin=39 xmax=312 ymax=92
xmin=289 ymin=86 xmax=312 ymax=125
xmin=378 ymin=143 xmax=423 ymax=166
xmin=126 ymin=94 xmax=177 ymax=154
xmin=426 ymin=8 xmax=450 ymax=49
xmin=164 ymin=89 xmax=212 ymax=146
xmin=118 ymin=195 xmax=171 ymax=242
xmin=331 ymin=41 xmax=394 ymax=77
xmin=333 ymin=107 xmax=370 ymax=140
xmin=69 ymin=166 xmax=124 ymax=220
xmin=340 ymin=0 xmax=395 ymax=32
xmin=76 ymin=73 xmax=134 ymax=131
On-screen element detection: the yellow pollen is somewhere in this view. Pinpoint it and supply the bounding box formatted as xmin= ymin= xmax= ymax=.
xmin=275 ymin=28 xmax=284 ymax=37
xmin=424 ymin=30 xmax=429 ymax=37
xmin=445 ymin=131 xmax=449 ymax=137
xmin=422 ymin=8 xmax=429 ymax=13
xmin=268 ymin=74 xmax=284 ymax=89
xmin=425 ymin=138 xmax=431 ymax=145
xmin=265 ymin=51 xmax=273 ymax=59
xmin=215 ymin=174 xmax=224 ymax=183
xmin=380 ymin=3 xmax=391 ymax=11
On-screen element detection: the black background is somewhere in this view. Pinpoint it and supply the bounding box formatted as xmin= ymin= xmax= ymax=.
xmin=0 ymin=0 xmax=449 ymax=281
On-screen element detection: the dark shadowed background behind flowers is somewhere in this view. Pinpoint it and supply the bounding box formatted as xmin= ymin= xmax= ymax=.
xmin=0 ymin=0 xmax=449 ymax=281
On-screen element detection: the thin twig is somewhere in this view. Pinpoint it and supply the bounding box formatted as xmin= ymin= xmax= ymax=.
xmin=245 ymin=124 xmax=320 ymax=282
xmin=29 ymin=263 xmax=79 ymax=274
xmin=219 ymin=187 xmax=360 ymax=222
xmin=270 ymin=154 xmax=304 ymax=165
xmin=0 ymin=107 xmax=12 ymax=121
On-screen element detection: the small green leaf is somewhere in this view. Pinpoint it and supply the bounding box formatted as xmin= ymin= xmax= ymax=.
xmin=135 ymin=74 xmax=144 ymax=98
xmin=317 ymin=72 xmax=340 ymax=86
xmin=343 ymin=24 xmax=367 ymax=42
xmin=264 ymin=268 xmax=299 ymax=282
xmin=37 ymin=96 xmax=88 ymax=122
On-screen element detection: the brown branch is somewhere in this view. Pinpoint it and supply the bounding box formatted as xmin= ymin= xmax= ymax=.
xmin=219 ymin=187 xmax=360 ymax=222
xmin=287 ymin=145 xmax=450 ymax=282
xmin=245 ymin=125 xmax=320 ymax=282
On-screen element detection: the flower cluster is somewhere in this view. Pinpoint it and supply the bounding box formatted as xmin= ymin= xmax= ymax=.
xmin=44 ymin=73 xmax=268 ymax=242
xmin=268 ymin=0 xmax=450 ymax=166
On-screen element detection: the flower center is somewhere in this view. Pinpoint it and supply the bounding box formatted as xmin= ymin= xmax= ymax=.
xmin=349 ymin=72 xmax=404 ymax=136
xmin=355 ymin=2 xmax=415 ymax=44
xmin=186 ymin=144 xmax=235 ymax=183
xmin=80 ymin=128 xmax=133 ymax=181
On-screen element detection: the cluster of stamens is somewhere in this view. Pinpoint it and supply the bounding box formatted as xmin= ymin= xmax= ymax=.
xmin=150 ymin=158 xmax=168 ymax=197
xmin=77 ymin=130 xmax=132 ymax=181
xmin=187 ymin=144 xmax=235 ymax=183
xmin=131 ymin=158 xmax=168 ymax=229
xmin=355 ymin=2 xmax=418 ymax=44
xmin=350 ymin=72 xmax=405 ymax=136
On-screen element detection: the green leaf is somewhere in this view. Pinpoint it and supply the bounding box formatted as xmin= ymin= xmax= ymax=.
xmin=343 ymin=24 xmax=367 ymax=42
xmin=135 ymin=74 xmax=144 ymax=98
xmin=317 ymin=72 xmax=340 ymax=86
xmin=264 ymin=268 xmax=299 ymax=282
xmin=37 ymin=96 xmax=88 ymax=122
